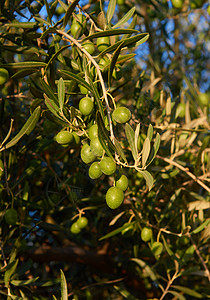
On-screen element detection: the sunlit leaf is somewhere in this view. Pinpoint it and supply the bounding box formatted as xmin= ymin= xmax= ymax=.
xmin=142 ymin=137 xmax=150 ymax=168
xmin=191 ymin=219 xmax=210 ymax=234
xmin=58 ymin=77 xmax=65 ymax=111
xmin=112 ymin=7 xmax=136 ymax=29
xmin=125 ymin=123 xmax=138 ymax=162
xmin=99 ymin=222 xmax=135 ymax=241
xmin=172 ymin=285 xmax=203 ymax=298
xmin=107 ymin=0 xmax=116 ymax=24
xmin=82 ymin=29 xmax=139 ymax=42
xmin=135 ymin=168 xmax=154 ymax=191
xmin=60 ymin=270 xmax=68 ymax=300
xmin=1 ymin=107 xmax=41 ymax=151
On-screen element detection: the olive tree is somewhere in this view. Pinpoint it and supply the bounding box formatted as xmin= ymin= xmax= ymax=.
xmin=0 ymin=0 xmax=209 ymax=299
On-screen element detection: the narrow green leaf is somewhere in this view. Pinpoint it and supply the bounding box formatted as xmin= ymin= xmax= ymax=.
xmin=131 ymin=258 xmax=158 ymax=282
xmin=191 ymin=219 xmax=210 ymax=234
xmin=142 ymin=137 xmax=150 ymax=168
xmin=107 ymin=0 xmax=116 ymax=24
xmin=97 ymin=113 xmax=116 ymax=159
xmin=99 ymin=33 xmax=149 ymax=56
xmin=40 ymin=78 xmax=59 ymax=104
xmin=135 ymin=123 xmax=140 ymax=156
xmin=125 ymin=123 xmax=138 ymax=162
xmin=135 ymin=168 xmax=154 ymax=191
xmin=113 ymin=137 xmax=127 ymax=163
xmin=58 ymin=77 xmax=65 ymax=111
xmin=4 ymin=22 xmax=38 ymax=28
xmin=4 ymin=259 xmax=19 ymax=287
xmin=1 ymin=107 xmax=41 ymax=151
xmin=0 ymin=62 xmax=46 ymax=69
xmin=108 ymin=41 xmax=124 ymax=87
xmin=53 ymin=296 xmax=58 ymax=300
xmin=11 ymin=277 xmax=39 ymax=286
xmin=82 ymin=29 xmax=139 ymax=42
xmin=11 ymin=69 xmax=38 ymax=80
xmin=97 ymin=11 xmax=106 ymax=30
xmin=172 ymin=285 xmax=203 ymax=298
xmin=39 ymin=222 xmax=64 ymax=232
xmin=112 ymin=7 xmax=136 ymax=29
xmin=45 ymin=44 xmax=70 ymax=71
xmin=60 ymin=270 xmax=68 ymax=300
xmin=58 ymin=70 xmax=92 ymax=94
xmin=44 ymin=0 xmax=52 ymax=23
xmin=122 ymin=14 xmax=137 ymax=40
xmin=147 ymin=124 xmax=153 ymax=141
xmin=194 ymin=135 xmax=210 ymax=176
xmin=99 ymin=222 xmax=135 ymax=241
xmin=168 ymin=291 xmax=186 ymax=300
xmin=162 ymin=235 xmax=174 ymax=256
xmin=63 ymin=0 xmax=80 ymax=28
xmin=146 ymin=133 xmax=160 ymax=167
xmin=88 ymin=78 xmax=105 ymax=119
xmin=41 ymin=27 xmax=57 ymax=39
xmin=44 ymin=94 xmax=60 ymax=118
xmin=116 ymin=53 xmax=136 ymax=64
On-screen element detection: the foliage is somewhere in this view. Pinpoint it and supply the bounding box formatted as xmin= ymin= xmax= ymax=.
xmin=0 ymin=0 xmax=209 ymax=299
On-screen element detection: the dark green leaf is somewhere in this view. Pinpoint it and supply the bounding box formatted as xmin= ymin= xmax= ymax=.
xmin=4 ymin=259 xmax=19 ymax=287
xmin=107 ymin=0 xmax=116 ymax=24
xmin=39 ymin=222 xmax=64 ymax=232
xmin=41 ymin=27 xmax=57 ymax=39
xmin=122 ymin=14 xmax=137 ymax=40
xmin=113 ymin=137 xmax=128 ymax=163
xmin=112 ymin=7 xmax=136 ymax=29
xmin=99 ymin=222 xmax=135 ymax=240
xmin=97 ymin=113 xmax=116 ymax=159
xmin=11 ymin=69 xmax=38 ymax=79
xmin=0 ymin=62 xmax=46 ymax=69
xmin=40 ymin=79 xmax=58 ymax=104
xmin=63 ymin=0 xmax=80 ymax=28
xmin=99 ymin=33 xmax=149 ymax=56
xmin=108 ymin=41 xmax=124 ymax=88
xmin=131 ymin=258 xmax=158 ymax=282
xmin=44 ymin=0 xmax=52 ymax=23
xmin=45 ymin=45 xmax=70 ymax=71
xmin=82 ymin=29 xmax=139 ymax=42
xmin=44 ymin=94 xmax=60 ymax=118
xmin=125 ymin=123 xmax=138 ymax=162
xmin=1 ymin=107 xmax=41 ymax=151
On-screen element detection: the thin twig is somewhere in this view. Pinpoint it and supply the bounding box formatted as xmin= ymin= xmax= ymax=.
xmin=156 ymin=155 xmax=210 ymax=193
xmin=186 ymin=232 xmax=210 ymax=282
xmin=55 ymin=29 xmax=115 ymax=141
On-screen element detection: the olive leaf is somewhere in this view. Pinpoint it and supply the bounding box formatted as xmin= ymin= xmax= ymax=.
xmin=58 ymin=77 xmax=65 ymax=111
xmin=125 ymin=123 xmax=138 ymax=162
xmin=107 ymin=0 xmax=116 ymax=25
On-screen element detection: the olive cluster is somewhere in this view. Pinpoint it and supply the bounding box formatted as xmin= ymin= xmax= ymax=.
xmin=81 ymin=119 xmax=130 ymax=209
xmin=141 ymin=227 xmax=163 ymax=258
xmin=70 ymin=13 xmax=124 ymax=81
xmin=70 ymin=216 xmax=88 ymax=234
